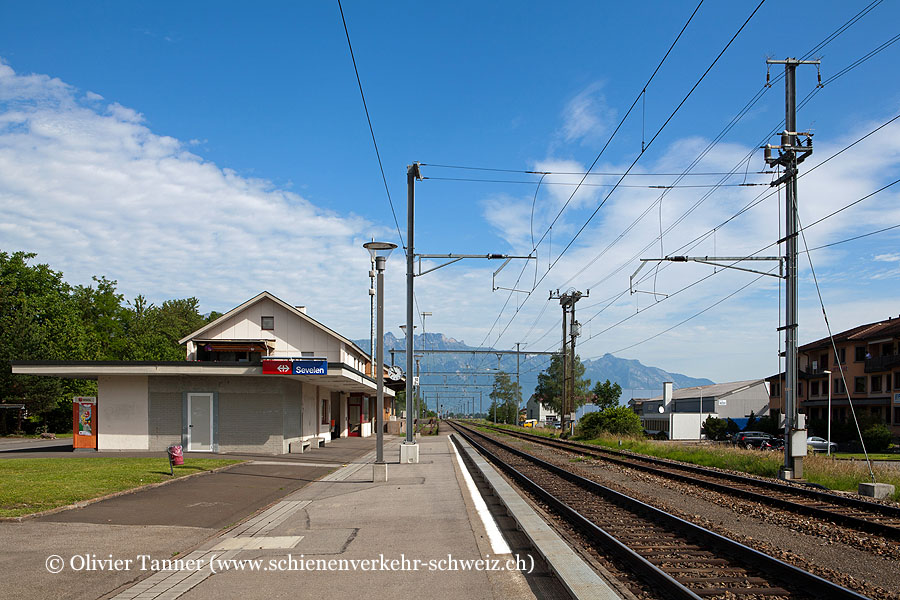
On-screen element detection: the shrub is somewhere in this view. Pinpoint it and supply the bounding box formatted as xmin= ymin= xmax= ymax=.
xmin=862 ymin=423 xmax=893 ymax=453
xmin=576 ymin=406 xmax=643 ymax=438
xmin=702 ymin=416 xmax=729 ymax=441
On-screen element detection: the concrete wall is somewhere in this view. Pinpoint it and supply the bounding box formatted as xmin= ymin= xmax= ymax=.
xmin=98 ymin=375 xmax=149 ymax=450
xmin=300 ymin=382 xmax=318 ymax=443
xmin=670 ymin=412 xmax=714 ymax=440
xmin=282 ymin=380 xmax=302 ymax=454
xmin=149 ymin=375 xmax=291 ymax=454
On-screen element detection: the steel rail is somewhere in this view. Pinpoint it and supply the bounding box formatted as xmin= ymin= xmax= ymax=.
xmin=451 ymin=421 xmax=871 ymax=600
xmin=478 ymin=423 xmax=900 ymax=540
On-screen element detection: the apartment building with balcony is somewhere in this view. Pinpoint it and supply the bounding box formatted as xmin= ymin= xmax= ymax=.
xmin=767 ymin=315 xmax=900 ymax=436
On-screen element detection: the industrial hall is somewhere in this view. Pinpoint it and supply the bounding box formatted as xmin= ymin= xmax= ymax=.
xmin=12 ymin=291 xmax=395 ymax=454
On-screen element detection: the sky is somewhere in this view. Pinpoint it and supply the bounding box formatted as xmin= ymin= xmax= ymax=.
xmin=1 ymin=1 xmax=899 ymax=385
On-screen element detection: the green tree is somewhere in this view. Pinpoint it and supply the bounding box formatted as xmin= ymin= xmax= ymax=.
xmin=0 ymin=251 xmax=94 ymax=430
xmin=702 ymin=416 xmax=728 ymax=441
xmin=592 ymin=379 xmax=622 ymax=411
xmin=489 ymin=371 xmax=521 ymax=424
xmin=534 ymin=351 xmax=590 ymax=416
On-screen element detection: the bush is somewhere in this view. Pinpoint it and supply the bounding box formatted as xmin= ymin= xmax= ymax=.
xmin=862 ymin=423 xmax=893 ymax=453
xmin=702 ymin=416 xmax=729 ymax=441
xmin=576 ymin=406 xmax=643 ymax=439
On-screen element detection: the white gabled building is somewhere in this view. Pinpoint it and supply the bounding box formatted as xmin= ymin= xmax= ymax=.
xmin=13 ymin=291 xmax=393 ymax=454
xmin=525 ymin=394 xmax=558 ymax=424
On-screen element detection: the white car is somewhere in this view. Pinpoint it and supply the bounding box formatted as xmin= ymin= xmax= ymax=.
xmin=807 ymin=436 xmax=838 ymax=453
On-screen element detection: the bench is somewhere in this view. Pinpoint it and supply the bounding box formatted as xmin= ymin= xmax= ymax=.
xmin=289 ymin=438 xmax=325 ymax=454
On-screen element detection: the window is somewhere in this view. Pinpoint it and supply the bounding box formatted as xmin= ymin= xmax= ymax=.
xmin=835 ymin=348 xmax=846 ymax=364
xmin=770 ymin=381 xmax=781 ymax=397
xmin=797 ymin=382 xmax=803 ymax=397
xmin=883 ymin=343 xmax=894 ymax=357
xmin=871 ymin=375 xmax=882 ymax=393
xmin=895 ymin=372 xmax=900 ymax=390
xmin=261 ymin=316 xmax=274 ymax=330
xmin=895 ymin=407 xmax=900 ymax=425
xmin=811 ymin=381 xmax=820 ymax=397
xmin=820 ymin=354 xmax=828 ymax=370
xmin=855 ymin=346 xmax=866 ymax=362
xmin=855 ymin=377 xmax=867 ymax=393
xmin=321 ymin=399 xmax=329 ymax=425
xmin=834 ymin=378 xmax=845 ymax=394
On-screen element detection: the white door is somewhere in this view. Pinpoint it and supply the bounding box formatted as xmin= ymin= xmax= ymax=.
xmin=187 ymin=393 xmax=213 ymax=451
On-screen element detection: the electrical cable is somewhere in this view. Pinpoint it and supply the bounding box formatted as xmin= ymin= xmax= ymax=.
xmin=337 ymin=0 xmax=405 ymax=247
xmin=796 ymin=213 xmax=876 ymax=483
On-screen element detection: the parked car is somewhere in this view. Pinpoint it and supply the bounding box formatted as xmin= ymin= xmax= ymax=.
xmin=806 ymin=436 xmax=838 ymax=453
xmin=733 ymin=431 xmax=780 ymax=449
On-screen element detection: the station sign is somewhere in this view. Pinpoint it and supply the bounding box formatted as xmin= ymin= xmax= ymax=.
xmin=262 ymin=358 xmax=328 ymax=376
xmin=262 ymin=359 xmax=293 ymax=375
xmin=293 ymin=359 xmax=327 ymax=375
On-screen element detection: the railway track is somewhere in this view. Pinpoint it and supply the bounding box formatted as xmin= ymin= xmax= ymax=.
xmin=473 ymin=422 xmax=900 ymax=541
xmin=450 ymin=421 xmax=871 ymax=600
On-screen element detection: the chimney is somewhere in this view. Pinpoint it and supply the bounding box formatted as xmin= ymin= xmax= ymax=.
xmin=663 ymin=382 xmax=674 ymax=412
xmin=295 ymin=306 xmax=307 ymax=314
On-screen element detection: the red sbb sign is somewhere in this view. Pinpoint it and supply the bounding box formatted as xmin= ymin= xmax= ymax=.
xmin=262 ymin=359 xmax=292 ymax=375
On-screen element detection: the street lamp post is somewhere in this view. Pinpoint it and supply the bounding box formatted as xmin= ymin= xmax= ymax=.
xmin=828 ymin=377 xmax=833 ymax=457
xmin=364 ymin=241 xmax=397 ymax=480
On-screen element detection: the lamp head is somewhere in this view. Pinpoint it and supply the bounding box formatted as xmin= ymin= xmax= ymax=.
xmin=363 ymin=241 xmax=398 ymax=260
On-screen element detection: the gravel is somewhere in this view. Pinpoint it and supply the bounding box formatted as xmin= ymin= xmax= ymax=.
xmin=486 ymin=430 xmax=900 ymax=600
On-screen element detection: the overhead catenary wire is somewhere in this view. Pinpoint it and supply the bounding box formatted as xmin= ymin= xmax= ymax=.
xmin=337 ymin=0 xmax=405 ymax=248
xmin=468 ymin=0 xmax=757 ymax=358
xmin=422 ymin=176 xmax=768 ymax=189
xmin=433 ymin=2 xmax=891 ymax=387
xmin=518 ymin=177 xmax=900 ymax=374
xmin=468 ymin=2 xmax=893 ymax=360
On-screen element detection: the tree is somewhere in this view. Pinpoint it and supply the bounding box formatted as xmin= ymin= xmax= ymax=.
xmin=702 ymin=416 xmax=729 ymax=441
xmin=0 ymin=252 xmax=97 ymax=432
xmin=533 ymin=351 xmax=590 ymax=417
xmin=0 ymin=251 xmax=215 ymax=432
xmin=592 ymin=379 xmax=622 ymax=411
xmin=489 ymin=371 xmax=521 ymax=424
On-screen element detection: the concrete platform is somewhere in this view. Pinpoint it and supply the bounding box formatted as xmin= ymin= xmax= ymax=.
xmin=3 ymin=430 xmax=612 ymax=600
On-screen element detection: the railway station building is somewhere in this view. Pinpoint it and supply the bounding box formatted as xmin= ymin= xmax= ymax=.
xmin=12 ymin=291 xmax=395 ymax=454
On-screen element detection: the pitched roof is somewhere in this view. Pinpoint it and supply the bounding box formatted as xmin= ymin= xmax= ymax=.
xmin=636 ymin=379 xmax=763 ymax=403
xmin=178 ymin=291 xmax=370 ymax=358
xmin=800 ymin=315 xmax=900 ymax=351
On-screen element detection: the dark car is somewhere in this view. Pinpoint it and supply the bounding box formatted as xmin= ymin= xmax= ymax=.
xmin=733 ymin=431 xmax=779 ymax=449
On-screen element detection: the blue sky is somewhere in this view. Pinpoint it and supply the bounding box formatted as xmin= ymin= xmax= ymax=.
xmin=1 ymin=1 xmax=899 ymax=384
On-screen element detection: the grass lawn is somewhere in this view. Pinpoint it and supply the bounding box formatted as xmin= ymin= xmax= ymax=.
xmin=583 ymin=435 xmax=900 ymax=501
xmin=0 ymin=457 xmax=242 ymax=518
xmin=466 ymin=420 xmax=900 ymax=501
xmin=834 ymin=452 xmax=900 ymax=461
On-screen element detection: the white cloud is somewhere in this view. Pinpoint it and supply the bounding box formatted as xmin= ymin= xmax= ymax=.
xmin=0 ymin=60 xmax=386 ymax=335
xmin=560 ymin=82 xmax=616 ymax=144
xmin=874 ymin=252 xmax=900 ymax=262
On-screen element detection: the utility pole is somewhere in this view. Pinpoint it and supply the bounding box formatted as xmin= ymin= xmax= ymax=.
xmin=765 ymin=58 xmax=818 ymax=480
xmin=550 ymin=290 xmax=587 ymax=435
xmin=516 ymin=342 xmax=522 ymax=415
xmin=403 ymin=163 xmax=422 ymax=463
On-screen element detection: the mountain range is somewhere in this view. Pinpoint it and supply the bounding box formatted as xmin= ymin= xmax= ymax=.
xmin=354 ymin=332 xmax=713 ymax=411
